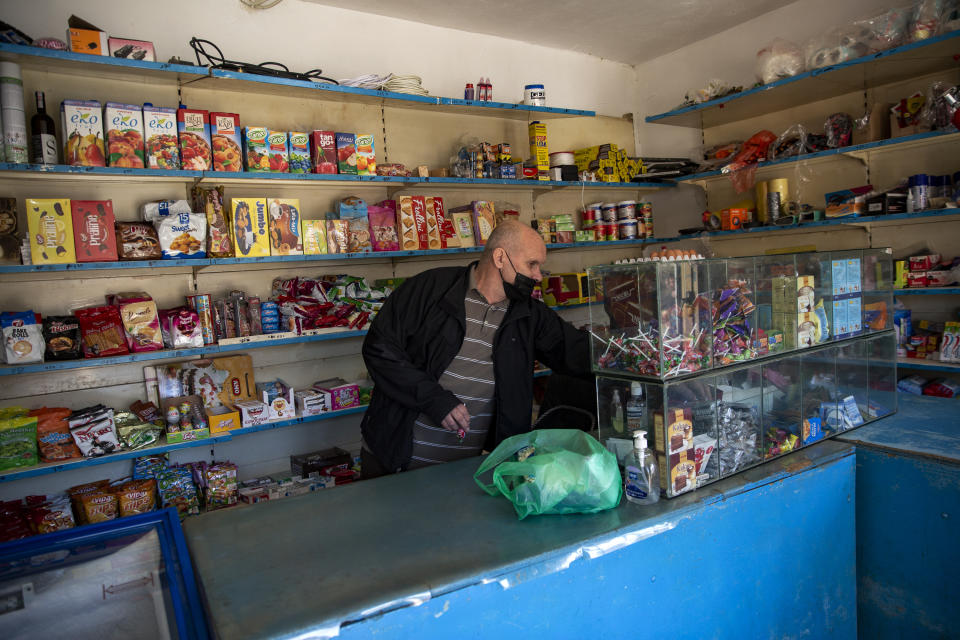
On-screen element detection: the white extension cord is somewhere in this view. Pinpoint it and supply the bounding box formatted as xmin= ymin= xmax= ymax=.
xmin=339 ymin=73 xmax=430 ymax=96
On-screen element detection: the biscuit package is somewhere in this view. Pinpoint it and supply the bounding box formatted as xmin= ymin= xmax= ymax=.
xmin=156 ymin=212 xmax=207 ymax=259
xmin=325 ymin=219 xmax=349 ymax=254
xmin=116 ymin=222 xmax=161 ymax=260
xmin=110 ymin=292 xmax=163 ymax=353
xmin=231 ymin=197 xmax=270 ymax=257
xmin=368 ymin=202 xmax=399 ymax=252
xmin=71 ymin=200 xmax=118 ymax=262
xmin=42 ymin=315 xmax=82 ymax=361
xmin=267 ymin=198 xmax=303 ymax=255
xmin=26 ymin=198 xmax=77 ymax=264
xmin=303 ymin=220 xmax=327 ymax=255
xmin=193 ymin=185 xmax=234 ymax=257
xmin=1 ymin=311 xmax=44 ymax=365
xmin=424 ymin=197 xmax=445 ymax=250
xmin=31 ymin=408 xmax=81 ymax=462
xmin=75 ymin=306 xmax=129 ymax=358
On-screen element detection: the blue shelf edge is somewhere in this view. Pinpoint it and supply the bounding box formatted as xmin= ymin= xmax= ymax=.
xmin=894 ymin=288 xmax=960 ymax=295
xmin=897 ymin=358 xmax=960 ymax=372
xmin=645 ymin=30 xmax=960 ymax=124
xmin=0 ymin=405 xmax=369 ymax=483
xmin=0 ymin=330 xmax=369 ymax=376
xmin=0 ymin=42 xmax=205 ymax=76
xmin=676 ymin=130 xmax=959 ymax=182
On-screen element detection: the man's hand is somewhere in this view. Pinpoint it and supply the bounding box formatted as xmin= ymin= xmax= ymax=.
xmin=441 ymin=403 xmax=471 ymax=434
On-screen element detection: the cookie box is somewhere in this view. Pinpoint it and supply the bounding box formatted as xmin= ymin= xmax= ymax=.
xmin=26 ymin=198 xmax=77 ymax=264
xmin=231 ymin=197 xmax=271 ymax=257
xmin=267 ymin=198 xmax=303 ymax=255
xmin=71 ymin=200 xmax=117 ymax=262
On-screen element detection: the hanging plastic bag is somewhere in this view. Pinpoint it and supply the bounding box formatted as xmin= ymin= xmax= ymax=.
xmin=474 ymin=429 xmax=622 ymax=520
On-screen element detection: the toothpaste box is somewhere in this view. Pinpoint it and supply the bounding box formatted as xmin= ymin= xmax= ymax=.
xmin=335 ymin=132 xmax=357 ymax=175
xmin=176 ymin=108 xmax=211 ymax=170
xmin=355 ymin=133 xmax=376 ymax=175
xmin=104 ymin=102 xmax=145 ymax=168
xmin=311 ymin=130 xmax=337 ymax=174
xmin=61 ymin=100 xmax=105 ymax=166
xmin=244 ymin=127 xmax=270 ymax=172
xmin=831 ymin=259 xmax=847 ymax=296
xmin=142 ymin=105 xmax=180 ymax=169
xmin=847 ymin=296 xmax=862 ymax=334
xmin=209 ymin=112 xmax=242 ymax=172
xmin=288 ymin=132 xmax=311 ymax=173
xmin=832 ymin=299 xmax=848 ymax=337
xmin=846 ymin=258 xmax=861 ymax=293
xmin=231 ymin=197 xmax=270 ymax=257
xmin=266 ymin=131 xmax=289 ymax=173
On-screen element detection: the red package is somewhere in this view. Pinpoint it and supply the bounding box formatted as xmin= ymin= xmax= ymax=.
xmin=71 ymin=200 xmax=118 ymax=262
xmin=75 ymin=306 xmax=130 ymax=358
xmin=411 ymin=196 xmax=428 ymax=250
xmin=368 ymin=203 xmax=399 ymax=252
xmin=30 ymin=407 xmax=82 ymax=462
xmin=723 ymin=130 xmax=777 ymax=174
xmin=310 ymin=130 xmax=337 ymax=174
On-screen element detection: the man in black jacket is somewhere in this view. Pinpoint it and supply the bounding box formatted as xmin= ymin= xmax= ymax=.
xmin=360 ymin=220 xmax=591 ymax=477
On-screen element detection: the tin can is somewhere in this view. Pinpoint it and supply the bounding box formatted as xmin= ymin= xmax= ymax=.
xmin=642 ymin=214 xmax=654 ymax=238
xmin=600 ymin=223 xmax=618 ymax=241
xmin=617 ymin=200 xmax=637 ymax=220
xmin=582 ymin=205 xmax=599 ymax=229
xmin=618 ymin=219 xmax=638 ymax=239
xmin=187 ymin=294 xmax=216 ymax=345
xmin=601 ymin=203 xmax=618 ymax=222
xmin=638 ymin=201 xmax=653 ymax=216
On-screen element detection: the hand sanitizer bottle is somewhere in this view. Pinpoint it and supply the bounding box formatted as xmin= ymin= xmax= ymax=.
xmin=624 ymin=430 xmax=659 ymax=505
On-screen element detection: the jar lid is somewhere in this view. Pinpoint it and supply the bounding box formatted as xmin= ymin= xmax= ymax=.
xmin=524 ymin=84 xmax=545 ymax=89
xmin=617 ymin=200 xmax=637 ymax=207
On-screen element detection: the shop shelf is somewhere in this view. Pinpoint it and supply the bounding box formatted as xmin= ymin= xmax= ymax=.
xmin=0 ymin=162 xmax=202 ymax=182
xmin=0 ymin=405 xmax=368 ymax=483
xmin=675 ymin=130 xmax=960 ymax=183
xmin=895 ymin=287 xmax=960 ymax=295
xmin=645 ymin=30 xmax=960 ymax=128
xmin=0 ymin=42 xmax=204 ymax=82
xmin=897 ymin=357 xmax=960 ymax=372
xmin=0 ymin=329 xmax=368 ymax=376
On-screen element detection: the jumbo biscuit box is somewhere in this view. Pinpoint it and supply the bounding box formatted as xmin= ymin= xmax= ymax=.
xmin=231 ymin=197 xmax=271 ymax=257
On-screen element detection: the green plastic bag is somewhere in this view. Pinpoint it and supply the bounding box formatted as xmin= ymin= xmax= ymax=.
xmin=474 ymin=429 xmax=622 ymax=520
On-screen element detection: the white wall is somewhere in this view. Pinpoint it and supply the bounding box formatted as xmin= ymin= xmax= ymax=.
xmin=9 ymin=0 xmax=638 ymax=117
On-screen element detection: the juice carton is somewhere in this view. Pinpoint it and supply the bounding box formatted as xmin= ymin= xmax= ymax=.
xmin=335 ymin=133 xmax=357 ymax=175
xmin=288 ymin=132 xmax=310 ymax=173
xmin=266 ymin=131 xmax=289 ymax=173
xmin=209 ymin=112 xmax=242 ymax=172
xmin=71 ymin=200 xmax=117 ymax=262
xmin=267 ymin=198 xmax=303 ymax=255
xmin=104 ymin=102 xmax=145 ymax=168
xmin=355 ymin=134 xmax=376 ymax=175
xmin=142 ymin=105 xmax=180 ymax=169
xmin=231 ymin=198 xmax=270 ymax=257
xmin=61 ymin=100 xmax=105 ymax=167
xmin=26 ymin=198 xmax=77 ymax=264
xmin=244 ymin=127 xmax=270 ymax=172
xmin=176 ymin=108 xmax=211 ymax=170
xmin=310 ymin=130 xmax=337 ymax=174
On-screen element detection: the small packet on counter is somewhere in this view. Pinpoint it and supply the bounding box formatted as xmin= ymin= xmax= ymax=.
xmin=156 ymin=212 xmax=207 ymax=259
xmin=2 ymin=311 xmax=44 ymax=365
xmin=116 ymin=222 xmax=162 ymax=260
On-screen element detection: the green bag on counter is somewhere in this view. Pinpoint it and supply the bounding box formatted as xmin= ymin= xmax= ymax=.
xmin=474 ymin=429 xmax=622 ymax=520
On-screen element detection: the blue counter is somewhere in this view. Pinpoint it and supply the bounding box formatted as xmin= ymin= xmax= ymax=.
xmin=838 ymin=394 xmax=960 ymax=639
xmin=184 ymin=439 xmax=857 ymax=639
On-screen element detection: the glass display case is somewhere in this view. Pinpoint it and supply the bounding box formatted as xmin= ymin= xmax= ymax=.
xmin=862 ymin=248 xmax=894 ymax=335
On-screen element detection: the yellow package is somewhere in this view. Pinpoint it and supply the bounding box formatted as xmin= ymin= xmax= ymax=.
xmin=26 ymin=198 xmax=77 ymax=264
xmin=230 ymin=197 xmax=270 ymax=258
xmin=303 ymin=220 xmax=327 ymax=255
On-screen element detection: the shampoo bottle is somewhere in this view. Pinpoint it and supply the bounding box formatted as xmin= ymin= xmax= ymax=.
xmin=624 ymin=430 xmax=659 ymax=505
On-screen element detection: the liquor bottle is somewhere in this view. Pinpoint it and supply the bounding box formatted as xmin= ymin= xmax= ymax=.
xmin=30 ymin=91 xmax=57 ymax=165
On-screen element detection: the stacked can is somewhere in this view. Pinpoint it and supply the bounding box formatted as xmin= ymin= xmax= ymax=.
xmin=260 ymin=301 xmax=280 ymax=333
xmin=186 ymin=294 xmax=216 ymax=345
xmin=582 ymin=203 xmax=601 ymax=237
xmin=639 ymin=201 xmax=654 ymax=238
xmin=616 ymin=200 xmax=638 ymax=239
xmin=600 ymin=203 xmax=618 ymax=241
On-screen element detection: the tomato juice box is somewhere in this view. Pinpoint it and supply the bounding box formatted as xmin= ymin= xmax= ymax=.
xmin=177 ymin=108 xmax=211 ymax=170
xmin=209 ymin=112 xmax=242 ymax=172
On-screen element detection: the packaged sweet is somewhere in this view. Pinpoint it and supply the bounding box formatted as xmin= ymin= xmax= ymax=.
xmin=43 ymin=315 xmax=81 ymax=361
xmin=143 ymin=105 xmax=180 ymax=169
xmin=288 ymin=132 xmax=311 ymax=173
xmin=368 ymin=203 xmax=399 ymax=251
xmin=209 ymin=112 xmax=242 ymax=172
xmin=31 ymin=407 xmax=82 ymax=462
xmin=326 ymin=219 xmax=349 ymax=254
xmin=71 ymin=199 xmax=118 ymax=262
xmin=231 ymin=197 xmax=270 ymax=257
xmin=159 ymin=307 xmax=204 ymax=349
xmin=26 ymin=198 xmax=77 ymax=264
xmin=113 ymin=477 xmax=157 ymax=516
xmin=25 ymin=495 xmax=76 ymax=534
xmin=345 ymin=215 xmax=372 ymax=253
xmin=70 ymin=414 xmax=119 ymax=458
xmin=75 ymin=305 xmax=129 ymax=358
xmin=116 ymin=222 xmax=161 ymax=260
xmin=311 ymin=130 xmax=337 ymax=174
xmin=303 ymin=220 xmax=327 ymax=255
xmin=923 ymin=377 xmax=960 ymax=398
xmin=336 ymin=132 xmax=357 ymax=174
xmin=81 ymin=491 xmax=118 ymax=523
xmin=424 ymin=196 xmax=444 ymax=250
xmin=897 ymin=374 xmax=927 ymax=395
xmin=133 ymin=454 xmax=168 ymax=480
xmin=394 ymin=196 xmax=418 ymax=250
xmin=113 ymin=294 xmax=163 ymax=352
xmin=355 ymin=133 xmax=376 ymax=175
xmin=115 ymin=411 xmax=163 ymax=451
xmin=0 ymin=415 xmax=38 ymax=471
xmin=156 ymin=212 xmax=207 ymax=259
xmin=192 ymin=185 xmax=234 ymax=257
xmin=67 ymin=479 xmax=110 ymax=524
xmin=155 ymin=465 xmax=200 ymax=517
xmin=61 ymin=99 xmax=106 ymax=166
xmin=450 ymin=211 xmax=475 ymax=247
xmin=141 ymin=199 xmax=191 ymax=222
xmin=197 ymin=461 xmax=238 ymax=510
xmin=2 ymin=311 xmax=44 ymax=365
xmin=268 ymin=198 xmax=303 ymax=255
xmin=104 ymin=102 xmax=145 ymax=168
xmin=177 ymin=107 xmax=211 ymax=170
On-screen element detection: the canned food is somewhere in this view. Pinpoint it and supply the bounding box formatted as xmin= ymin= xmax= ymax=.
xmin=619 ymin=219 xmax=638 ymax=239
xmin=600 ymin=223 xmax=618 ymax=241
xmin=617 ymin=200 xmax=637 ymax=220
xmin=601 ymin=203 xmax=618 ymax=222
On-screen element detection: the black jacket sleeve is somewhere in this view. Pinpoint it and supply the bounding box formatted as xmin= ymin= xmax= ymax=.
xmin=361 ymin=275 xmax=462 ymax=426
xmin=531 ymin=303 xmax=593 ymax=380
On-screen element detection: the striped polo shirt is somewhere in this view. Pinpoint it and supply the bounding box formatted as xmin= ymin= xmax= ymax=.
xmin=408 ymin=267 xmax=507 ymax=469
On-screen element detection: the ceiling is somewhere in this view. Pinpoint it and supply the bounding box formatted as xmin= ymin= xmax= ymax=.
xmin=300 ymin=0 xmax=799 ymax=65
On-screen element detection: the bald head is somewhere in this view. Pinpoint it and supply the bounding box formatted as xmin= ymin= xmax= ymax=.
xmin=481 ymin=220 xmax=544 ymax=262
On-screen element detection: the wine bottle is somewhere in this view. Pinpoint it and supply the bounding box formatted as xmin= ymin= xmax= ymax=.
xmin=30 ymin=91 xmax=57 ymax=165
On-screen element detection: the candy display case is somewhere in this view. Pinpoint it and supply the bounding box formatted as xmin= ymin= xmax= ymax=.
xmin=708 ymin=257 xmax=759 ymax=366
xmin=867 ymin=331 xmax=898 ymax=421
xmin=760 ymin=355 xmax=803 ymax=461
xmin=836 ymin=339 xmax=869 ymax=432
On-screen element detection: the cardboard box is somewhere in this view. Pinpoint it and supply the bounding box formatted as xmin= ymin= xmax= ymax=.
xmin=142 ymin=105 xmax=180 ymax=170
xmin=310 ymin=130 xmax=337 ymax=174
xmin=258 ymin=380 xmax=296 ymax=420
xmin=244 ymin=126 xmax=270 ymax=172
xmin=107 ymin=37 xmax=155 ymax=61
xmin=295 ymin=389 xmax=332 ymax=416
xmin=831 ymin=259 xmax=848 ymax=296
xmin=104 ymin=102 xmax=145 ymax=168
xmin=450 ymin=211 xmax=475 ymax=247
xmin=161 ymin=396 xmax=211 ymax=444
xmin=288 ymin=131 xmax=310 ymax=174
xmin=290 ymin=447 xmax=352 ymax=477
xmin=312 ymin=383 xmax=360 ymax=411
xmin=234 ymin=400 xmax=271 ymax=427
xmin=61 ymin=100 xmax=105 ymax=166
xmin=355 ymin=133 xmax=376 ymax=175
xmin=206 ymin=405 xmax=240 ymax=434
xmin=303 ymin=220 xmax=327 ymax=255
xmin=177 ymin=108 xmax=211 ymax=170
xmin=411 ymin=196 xmax=428 ymax=249
xmin=71 ymin=200 xmax=117 ymax=262
xmin=335 ymin=132 xmax=357 ymax=175
xmin=209 ymin=112 xmax=242 ymax=172
xmin=927 ymin=270 xmax=955 ymax=287
xmin=424 ymin=197 xmax=445 ymax=250
xmin=847 ymin=296 xmax=862 ymax=334
xmin=541 ymin=272 xmax=586 ymax=306
xmin=68 ymin=25 xmax=108 ymax=55
xmin=26 ymin=198 xmax=77 ymax=264
xmin=157 ymin=355 xmax=256 ymax=409
xmin=865 ymin=191 xmax=907 ymax=216
xmin=832 ymin=299 xmax=848 ymax=337
xmin=231 ymin=197 xmax=271 ymax=257
xmin=909 ymin=254 xmax=940 ymax=272
xmin=846 ymin=258 xmax=861 ymax=293
xmin=267 ymin=198 xmax=303 ymax=255
xmin=528 ymin=121 xmax=549 ymax=181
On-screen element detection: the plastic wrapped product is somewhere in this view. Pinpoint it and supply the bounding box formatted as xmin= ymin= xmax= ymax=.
xmin=824 ymin=113 xmax=854 ymax=148
xmin=75 ymin=306 xmax=129 ymax=358
xmin=857 ymin=6 xmax=911 ymax=52
xmin=42 ymin=315 xmax=82 ymax=360
xmin=1 ymin=310 xmax=44 ymax=364
xmin=156 ymin=212 xmax=207 ymax=259
xmin=31 ymin=407 xmax=81 ymax=462
xmin=756 ymin=39 xmax=805 ymax=85
xmin=0 ymin=415 xmax=38 ymax=471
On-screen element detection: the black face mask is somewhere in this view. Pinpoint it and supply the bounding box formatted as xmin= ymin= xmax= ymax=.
xmin=500 ymin=252 xmax=537 ymax=302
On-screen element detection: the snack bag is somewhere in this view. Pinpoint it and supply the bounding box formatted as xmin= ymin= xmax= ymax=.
xmin=177 ymin=108 xmax=211 ymax=170
xmin=0 ymin=415 xmax=38 ymax=471
xmin=31 ymin=408 xmax=81 ymax=462
xmin=112 ymin=293 xmax=163 ymax=352
xmin=67 ymin=479 xmax=110 ymax=524
xmin=104 ymin=102 xmax=145 ymax=168
xmin=231 ymin=198 xmax=270 ymax=257
xmin=143 ymin=105 xmax=180 ymax=169
xmin=159 ymin=307 xmax=204 ymax=349
xmin=326 ymin=219 xmax=349 ymax=254
xmin=303 ymin=220 xmax=327 ymax=255
xmin=113 ymin=478 xmax=157 ymax=516
xmin=2 ymin=311 xmax=44 ymax=365
xmin=267 ymin=198 xmax=303 ymax=255
xmin=288 ymin=132 xmax=310 ymax=173
xmin=71 ymin=200 xmax=118 ymax=262
xmin=116 ymin=222 xmax=161 ymax=260
xmin=26 ymin=198 xmax=77 ymax=264
xmin=472 ymin=201 xmax=496 ymax=245
xmin=368 ymin=203 xmax=399 ymax=252
xmin=25 ymin=495 xmax=76 ymax=534
xmin=209 ymin=112 xmax=242 ymax=172
xmin=81 ymin=491 xmax=118 ymax=523
xmin=75 ymin=306 xmax=129 ymax=358
xmin=192 ymin=185 xmax=234 ymax=257
xmin=42 ymin=315 xmax=82 ymax=361
xmin=156 ymin=212 xmax=207 ymax=259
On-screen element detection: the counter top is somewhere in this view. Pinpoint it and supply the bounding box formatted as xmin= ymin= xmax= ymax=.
xmin=838 ymin=394 xmax=960 ymax=464
xmin=184 ymin=438 xmax=854 ymax=640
